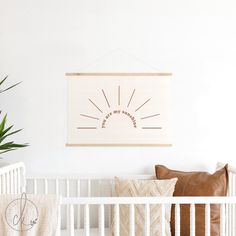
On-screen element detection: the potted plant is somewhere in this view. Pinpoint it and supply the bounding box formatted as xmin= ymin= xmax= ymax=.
xmin=0 ymin=75 xmax=28 ymax=162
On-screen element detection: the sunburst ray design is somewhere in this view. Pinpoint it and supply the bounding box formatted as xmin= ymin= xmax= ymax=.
xmin=118 ymin=86 xmax=120 ymax=106
xmin=135 ymin=98 xmax=151 ymax=112
xmin=88 ymin=98 xmax=103 ymax=113
xmin=141 ymin=114 xmax=160 ymax=120
xmin=127 ymin=89 xmax=135 ymax=108
xmin=78 ymin=86 xmax=162 ymax=130
xmin=102 ymin=89 xmax=110 ymax=108
xmin=80 ymin=114 xmax=100 ymax=120
xmin=142 ymin=127 xmax=162 ymax=129
xmin=77 ymin=127 xmax=97 ymax=129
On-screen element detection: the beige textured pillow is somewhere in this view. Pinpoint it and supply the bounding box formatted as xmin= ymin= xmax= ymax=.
xmin=110 ymin=177 xmax=178 ymax=236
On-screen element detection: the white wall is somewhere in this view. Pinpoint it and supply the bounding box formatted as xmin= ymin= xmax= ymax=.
xmin=1 ymin=0 xmax=236 ymax=175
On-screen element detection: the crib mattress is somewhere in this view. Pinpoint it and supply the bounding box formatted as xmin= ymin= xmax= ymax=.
xmin=61 ymin=228 xmax=110 ymax=236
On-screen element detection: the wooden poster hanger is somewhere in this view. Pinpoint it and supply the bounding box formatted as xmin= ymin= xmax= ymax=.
xmin=65 ymin=72 xmax=172 ymax=77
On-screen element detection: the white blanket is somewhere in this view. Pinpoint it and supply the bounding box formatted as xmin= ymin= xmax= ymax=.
xmin=0 ymin=194 xmax=60 ymax=236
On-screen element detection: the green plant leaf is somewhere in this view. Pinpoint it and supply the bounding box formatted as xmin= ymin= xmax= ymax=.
xmin=0 ymin=125 xmax=13 ymax=138
xmin=0 ymin=75 xmax=8 ymax=86
xmin=0 ymin=128 xmax=22 ymax=143
xmin=0 ymin=81 xmax=22 ymax=93
xmin=0 ymin=76 xmax=29 ymax=156
xmin=0 ymin=114 xmax=7 ymax=133
xmin=0 ymin=75 xmax=22 ymax=93
xmin=0 ymin=141 xmax=14 ymax=149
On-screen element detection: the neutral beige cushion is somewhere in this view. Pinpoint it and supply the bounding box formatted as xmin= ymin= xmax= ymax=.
xmin=110 ymin=177 xmax=178 ymax=236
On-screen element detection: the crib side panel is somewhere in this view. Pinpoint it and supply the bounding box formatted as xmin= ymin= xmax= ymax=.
xmin=0 ymin=162 xmax=26 ymax=194
xmin=25 ymin=167 xmax=236 ymax=236
xmin=25 ymin=175 xmax=154 ymax=231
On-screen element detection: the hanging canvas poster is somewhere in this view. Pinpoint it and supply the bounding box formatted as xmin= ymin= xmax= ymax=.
xmin=66 ymin=73 xmax=172 ymax=146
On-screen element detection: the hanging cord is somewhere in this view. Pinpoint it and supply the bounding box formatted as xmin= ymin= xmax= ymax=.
xmin=115 ymin=48 xmax=160 ymax=71
xmin=76 ymin=48 xmax=160 ymax=72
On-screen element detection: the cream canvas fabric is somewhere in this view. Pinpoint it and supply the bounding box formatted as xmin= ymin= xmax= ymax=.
xmin=110 ymin=177 xmax=178 ymax=236
xmin=0 ymin=194 xmax=60 ymax=236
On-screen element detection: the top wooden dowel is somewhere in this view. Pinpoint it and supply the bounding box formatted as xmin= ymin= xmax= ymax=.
xmin=65 ymin=72 xmax=172 ymax=77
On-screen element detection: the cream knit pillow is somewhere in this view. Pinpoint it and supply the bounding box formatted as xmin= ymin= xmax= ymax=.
xmin=110 ymin=177 xmax=178 ymax=236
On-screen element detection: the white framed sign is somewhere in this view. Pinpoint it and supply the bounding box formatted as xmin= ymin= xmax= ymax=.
xmin=66 ymin=73 xmax=172 ymax=146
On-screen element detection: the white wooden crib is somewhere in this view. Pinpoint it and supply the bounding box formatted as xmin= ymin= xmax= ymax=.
xmin=0 ymin=162 xmax=236 ymax=236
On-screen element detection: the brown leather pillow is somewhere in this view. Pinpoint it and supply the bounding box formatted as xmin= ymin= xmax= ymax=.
xmin=155 ymin=165 xmax=228 ymax=236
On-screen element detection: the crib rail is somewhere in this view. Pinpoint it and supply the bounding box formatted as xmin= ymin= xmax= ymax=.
xmin=0 ymin=162 xmax=25 ymax=194
xmin=62 ymin=196 xmax=236 ymax=205
xmin=26 ymin=175 xmax=155 ymax=232
xmin=1 ymin=162 xmax=236 ymax=236
xmin=60 ymin=196 xmax=236 ymax=236
xmin=25 ymin=164 xmax=236 ymax=236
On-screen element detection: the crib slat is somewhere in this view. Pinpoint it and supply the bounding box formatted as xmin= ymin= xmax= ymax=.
xmin=66 ymin=179 xmax=70 ymax=230
xmin=17 ymin=168 xmax=20 ymax=193
xmin=232 ymin=175 xmax=235 ymax=236
xmin=33 ymin=179 xmax=37 ymax=194
xmin=77 ymin=180 xmax=81 ymax=229
xmin=87 ymin=179 xmax=91 ymax=197
xmin=55 ymin=179 xmax=59 ymax=195
xmin=225 ymin=203 xmax=229 ymax=236
xmin=115 ymin=204 xmax=120 ymax=236
xmin=44 ymin=179 xmax=48 ymax=194
xmin=69 ymin=204 xmax=75 ymax=236
xmin=66 ymin=179 xmax=70 ymax=197
xmin=84 ymin=204 xmax=90 ymax=236
xmin=6 ymin=173 xmax=9 ymax=193
xmin=12 ymin=170 xmax=14 ymax=193
xmin=21 ymin=166 xmax=26 ymax=192
xmin=55 ymin=178 xmax=60 ymax=233
xmin=175 ymin=204 xmax=180 ymax=236
xmin=98 ymin=180 xmax=101 ymax=197
xmin=108 ymin=180 xmax=113 ymax=228
xmin=8 ymin=172 xmax=10 ymax=193
xmin=13 ymin=169 xmax=17 ymax=193
xmin=190 ymin=204 xmax=195 ymax=236
xmin=205 ymin=204 xmax=211 ymax=236
xmin=99 ymin=204 xmax=105 ymax=236
xmin=56 ymin=204 xmax=61 ymax=236
xmin=228 ymin=173 xmax=232 ymax=236
xmin=10 ymin=170 xmax=13 ymax=193
xmin=161 ymin=204 xmax=165 ymax=236
xmin=145 ymin=204 xmax=150 ymax=236
xmin=220 ymin=204 xmax=225 ymax=236
xmin=15 ymin=169 xmax=18 ymax=193
xmin=3 ymin=175 xmax=5 ymax=192
xmin=130 ymin=204 xmax=135 ymax=236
